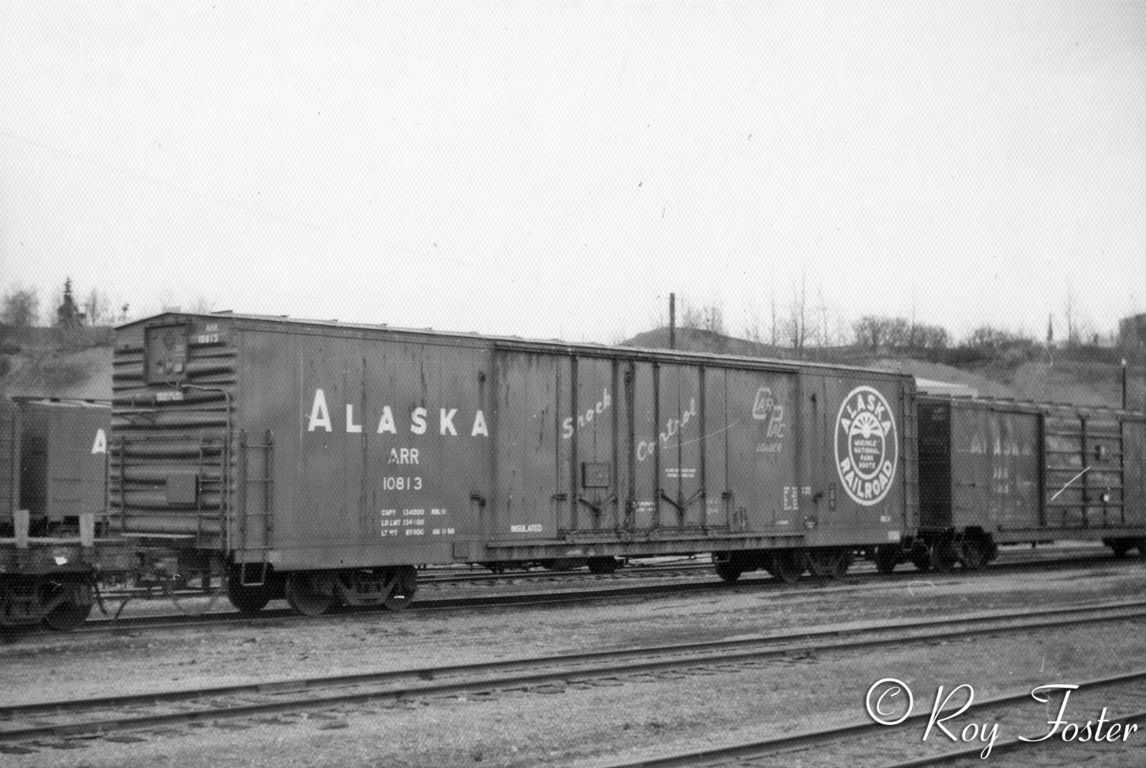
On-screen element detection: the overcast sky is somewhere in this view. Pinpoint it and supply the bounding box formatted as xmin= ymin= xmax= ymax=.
xmin=1 ymin=2 xmax=1144 ymax=344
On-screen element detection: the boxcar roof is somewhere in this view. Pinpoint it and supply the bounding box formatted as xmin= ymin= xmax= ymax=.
xmin=918 ymin=392 xmax=1145 ymax=419
xmin=8 ymin=397 xmax=110 ymax=409
xmin=118 ymin=311 xmax=913 ymax=379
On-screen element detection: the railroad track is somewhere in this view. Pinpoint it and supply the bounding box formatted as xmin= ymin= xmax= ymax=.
xmin=91 ymin=545 xmax=1121 ymax=601
xmin=2 ymin=600 xmax=1144 ymax=755
xmin=87 ymin=559 xmax=715 ymax=602
xmin=0 ymin=549 xmax=1127 ymax=642
xmin=599 ymin=670 xmax=1146 ymax=767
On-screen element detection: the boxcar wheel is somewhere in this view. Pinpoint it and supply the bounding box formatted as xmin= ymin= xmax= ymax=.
xmin=909 ymin=542 xmax=932 ymax=572
xmin=226 ymin=578 xmax=273 ymax=615
xmin=587 ymin=557 xmax=619 ymax=575
xmin=42 ymin=593 xmax=93 ymax=632
xmin=958 ymin=538 xmax=991 ymax=571
xmin=805 ymin=548 xmax=851 ymax=578
xmin=714 ymin=559 xmax=743 ymax=583
xmin=285 ymin=573 xmax=336 ymax=617
xmin=381 ymin=567 xmax=418 ymax=611
xmin=874 ymin=545 xmax=899 ymax=575
xmin=930 ymin=540 xmax=958 ymax=574
xmin=769 ymin=550 xmax=805 ymax=584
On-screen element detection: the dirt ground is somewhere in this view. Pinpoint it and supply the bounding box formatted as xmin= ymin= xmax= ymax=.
xmin=3 ymin=559 xmax=1145 ymax=767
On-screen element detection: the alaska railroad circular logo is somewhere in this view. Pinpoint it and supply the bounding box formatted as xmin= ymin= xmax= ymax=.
xmin=835 ymin=386 xmax=898 ymax=506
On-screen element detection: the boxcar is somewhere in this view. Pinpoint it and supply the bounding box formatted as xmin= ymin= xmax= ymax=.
xmin=0 ymin=398 xmax=124 ymax=632
xmin=907 ymin=394 xmax=1146 ymax=571
xmin=110 ymin=313 xmax=919 ymax=615
xmin=0 ymin=398 xmax=110 ymax=536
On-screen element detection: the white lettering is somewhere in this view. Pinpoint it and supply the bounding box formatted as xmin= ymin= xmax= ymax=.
xmin=562 ymin=388 xmax=612 ymax=440
xmin=922 ymin=684 xmax=976 ymax=743
xmin=411 ymin=407 xmax=427 ymax=435
xmin=388 ymin=448 xmax=420 ymax=465
xmin=1021 ymin=685 xmax=1081 ymax=743
xmin=307 ymin=389 xmax=332 ymax=432
xmin=377 ymin=406 xmax=397 ymax=434
xmin=440 ymin=408 xmax=458 ymax=436
xmin=91 ymin=428 xmax=107 ymax=455
xmin=471 ymin=409 xmax=489 ymax=437
xmin=346 ymin=404 xmax=362 ymax=433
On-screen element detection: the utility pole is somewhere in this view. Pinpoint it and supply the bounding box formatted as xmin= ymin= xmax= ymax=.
xmin=1122 ymin=358 xmax=1129 ymax=410
xmin=669 ymin=293 xmax=676 ymax=350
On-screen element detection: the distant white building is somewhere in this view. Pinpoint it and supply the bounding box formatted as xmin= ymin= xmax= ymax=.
xmin=915 ymin=378 xmax=978 ymax=398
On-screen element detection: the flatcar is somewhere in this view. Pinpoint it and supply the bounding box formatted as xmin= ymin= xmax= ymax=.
xmin=878 ymin=394 xmax=1146 ymax=573
xmin=108 ymin=312 xmax=918 ymax=615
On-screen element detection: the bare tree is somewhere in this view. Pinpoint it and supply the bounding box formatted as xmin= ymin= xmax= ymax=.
xmin=854 ymin=316 xmax=887 ymax=351
xmin=815 ymin=284 xmax=829 ymax=347
xmin=1 ymin=286 xmax=41 ymax=327
xmin=770 ymin=290 xmax=777 ymax=346
xmin=678 ymin=299 xmax=703 ymax=330
xmin=702 ymin=302 xmax=725 ymax=334
xmin=965 ymin=325 xmax=1031 ymax=352
xmin=1065 ymin=286 xmax=1078 ymax=347
xmin=787 ymin=275 xmax=808 ymax=353
xmin=85 ymin=288 xmax=111 ymax=325
xmin=854 ymin=315 xmax=947 ymax=352
xmin=677 ymin=297 xmax=725 ymax=334
xmin=743 ymin=307 xmax=767 ymax=344
xmin=914 ymin=323 xmax=950 ymax=350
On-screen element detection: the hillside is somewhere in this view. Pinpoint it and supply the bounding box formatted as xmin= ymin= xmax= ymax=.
xmin=0 ymin=327 xmax=113 ymax=400
xmin=0 ymin=324 xmax=1142 ymax=411
xmin=625 ymin=327 xmax=1144 ymax=411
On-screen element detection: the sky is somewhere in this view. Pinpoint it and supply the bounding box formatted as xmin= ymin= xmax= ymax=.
xmin=1 ymin=1 xmax=1144 ymax=345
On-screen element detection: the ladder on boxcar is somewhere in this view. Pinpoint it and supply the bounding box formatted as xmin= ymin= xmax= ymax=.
xmin=236 ymin=430 xmax=274 ymax=586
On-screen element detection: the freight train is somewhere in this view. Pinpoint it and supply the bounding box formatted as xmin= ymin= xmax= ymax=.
xmin=1 ymin=312 xmax=1143 ymax=630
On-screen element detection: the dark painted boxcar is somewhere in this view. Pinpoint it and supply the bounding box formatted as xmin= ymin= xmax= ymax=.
xmin=0 ymin=398 xmax=120 ymax=631
xmin=111 ymin=313 xmax=918 ymax=614
xmin=0 ymin=398 xmax=110 ymax=535
xmin=913 ymin=395 xmax=1146 ymax=570
xmin=0 ymin=398 xmax=18 ymax=535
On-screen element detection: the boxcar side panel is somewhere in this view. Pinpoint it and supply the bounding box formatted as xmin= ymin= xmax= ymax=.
xmin=699 ymin=368 xmax=732 ymax=531
xmin=0 ymin=400 xmax=18 ymax=528
xmin=275 ymin=331 xmax=492 ymax=569
xmin=1125 ymin=420 xmax=1146 ymax=527
xmin=567 ymin=355 xmax=625 ymax=534
xmin=112 ymin=313 xmax=922 ymax=572
xmin=1043 ymin=411 xmax=1127 ymax=529
xmin=39 ymin=404 xmax=110 ymax=523
xmin=808 ymin=374 xmax=910 ymax=546
xmin=492 ymin=350 xmax=563 ymax=542
xmin=720 ymin=368 xmax=800 ymax=535
xmin=630 ymin=361 xmax=712 ymax=531
xmin=917 ymin=400 xmax=952 ymax=531
xmin=949 ymin=407 xmax=1041 ymax=532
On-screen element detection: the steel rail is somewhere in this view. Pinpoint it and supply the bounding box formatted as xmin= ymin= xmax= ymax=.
xmin=69 ymin=551 xmax=1138 ymax=635
xmin=3 ymin=601 xmax=1146 ymax=745
xmin=881 ymin=708 xmax=1146 ymax=767
xmin=597 ymin=671 xmax=1146 ymax=768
